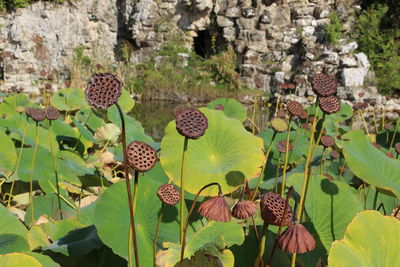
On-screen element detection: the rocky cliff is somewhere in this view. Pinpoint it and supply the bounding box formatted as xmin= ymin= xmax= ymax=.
xmin=0 ymin=0 xmax=397 ymax=110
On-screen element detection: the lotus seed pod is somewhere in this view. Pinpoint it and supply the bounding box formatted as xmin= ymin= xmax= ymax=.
xmin=270 ymin=117 xmax=289 ymax=133
xmin=215 ymin=104 xmax=224 ymax=111
xmin=276 ymin=140 xmax=293 ymax=153
xmin=390 ymin=207 xmax=400 ymax=220
xmin=277 ymin=222 xmax=316 ymax=253
xmin=260 ymin=192 xmax=293 ymax=226
xmin=157 ymin=184 xmax=180 ymax=206
xmin=384 ymin=123 xmax=393 ymax=131
xmin=299 ymin=110 xmax=308 ymax=120
xmin=330 ymin=150 xmax=340 ymax=159
xmin=311 ymin=73 xmax=337 ymax=97
xmin=386 ymin=151 xmax=394 ymax=158
xmin=395 ymin=143 xmax=400 ymax=154
xmin=319 ymin=96 xmax=340 ymax=115
xmin=320 ymin=135 xmax=335 ymax=148
xmin=85 ymin=73 xmax=122 ymax=109
xmin=287 ymin=101 xmax=304 ymax=117
xmin=353 ymin=102 xmax=368 ymax=111
xmin=175 ymin=109 xmax=208 ymax=139
xmin=26 ymin=107 xmax=45 ymax=122
xmin=45 ymin=106 xmax=60 ymax=120
xmin=126 ymin=141 xmax=158 ymax=172
xmin=323 ymin=173 xmax=334 ymax=181
xmin=198 ymin=196 xmax=231 ymax=222
xmin=277 ymin=110 xmax=287 ymax=119
xmin=231 ymin=200 xmax=258 ymax=219
xmin=301 ymin=123 xmax=311 ymax=130
xmin=372 ymin=143 xmax=382 ymax=150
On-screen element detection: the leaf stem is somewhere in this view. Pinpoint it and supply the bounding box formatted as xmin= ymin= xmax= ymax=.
xmin=280 ymin=120 xmax=292 ymax=196
xmin=153 ymin=204 xmax=164 ymax=267
xmin=254 ymin=222 xmax=269 ymax=267
xmin=49 ymin=120 xmax=63 ymax=220
xmin=179 ymin=137 xmax=189 ymax=244
xmin=29 ymin=122 xmax=40 ymax=224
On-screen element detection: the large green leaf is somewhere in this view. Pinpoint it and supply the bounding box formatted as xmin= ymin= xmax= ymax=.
xmin=287 ymin=174 xmax=363 ymax=251
xmin=341 ymin=130 xmax=400 ymax=197
xmin=106 ymin=89 xmax=135 ymax=116
xmin=51 ymin=88 xmax=88 ymax=111
xmin=94 ymin=175 xmax=179 ymax=266
xmin=160 ymin=108 xmax=265 ymax=196
xmin=0 ymin=253 xmax=41 ymax=267
xmin=328 ymin=210 xmax=400 ymax=266
xmin=23 ymin=252 xmax=60 ymax=267
xmin=0 ymin=205 xmax=28 ymax=254
xmin=0 ymin=94 xmax=30 ymax=117
xmin=157 ymin=221 xmax=245 ymax=267
xmin=0 ymin=131 xmax=17 ymax=176
xmin=207 ymin=98 xmax=247 ymax=122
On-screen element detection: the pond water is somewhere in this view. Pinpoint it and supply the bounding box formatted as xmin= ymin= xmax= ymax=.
xmin=130 ymin=100 xmax=273 ymax=141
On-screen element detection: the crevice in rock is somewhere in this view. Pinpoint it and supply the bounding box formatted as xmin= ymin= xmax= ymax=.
xmin=115 ymin=0 xmax=137 ymax=61
xmin=193 ymin=27 xmax=227 ymax=59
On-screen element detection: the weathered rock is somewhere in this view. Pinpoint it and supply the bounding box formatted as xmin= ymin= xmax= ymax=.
xmin=341 ymin=68 xmax=367 ymax=87
xmin=340 ymin=42 xmax=358 ymax=54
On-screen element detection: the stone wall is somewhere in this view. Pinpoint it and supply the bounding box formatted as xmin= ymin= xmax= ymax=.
xmin=0 ymin=0 xmax=399 ymax=111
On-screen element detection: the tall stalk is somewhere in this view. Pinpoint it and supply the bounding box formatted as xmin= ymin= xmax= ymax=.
xmin=254 ymin=222 xmax=269 ymax=267
xmin=29 ymin=122 xmax=40 ymax=223
xmin=389 ymin=117 xmax=400 ymax=152
xmin=179 ymin=137 xmax=189 ymax=244
xmin=153 ymin=205 xmax=164 ymax=267
xmin=280 ymin=121 xmax=292 ymax=196
xmin=48 ymin=121 xmax=63 ymax=220
xmin=116 ymin=103 xmax=139 ymax=267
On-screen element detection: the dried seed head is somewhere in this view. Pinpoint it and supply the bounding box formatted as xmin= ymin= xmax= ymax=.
xmin=127 ymin=141 xmax=158 ymax=172
xmin=215 ymin=104 xmax=224 ymax=111
xmin=319 ymin=96 xmax=340 ymax=115
xmin=301 ymin=123 xmax=311 ymax=130
xmin=175 ymin=109 xmax=208 ymax=139
xmin=353 ymin=102 xmax=368 ymax=111
xmin=287 ymin=101 xmax=304 ymax=117
xmin=311 ymin=73 xmax=337 ymax=97
xmin=384 ymin=123 xmax=393 ymax=131
xmin=270 ymin=117 xmax=289 ymax=133
xmin=390 ymin=207 xmax=400 ymax=220
xmin=395 ymin=143 xmax=400 ymax=154
xmin=372 ymin=143 xmax=381 ymax=150
xmin=299 ymin=110 xmax=308 ymax=120
xmin=26 ymin=107 xmax=45 ymax=122
xmin=198 ymin=196 xmax=231 ymax=222
xmin=276 ymin=140 xmax=293 ymax=153
xmin=260 ymin=192 xmax=293 ymax=226
xmin=231 ymin=200 xmax=258 ymax=219
xmin=277 ymin=222 xmax=316 ymax=253
xmin=320 ymin=135 xmax=335 ymax=148
xmin=386 ymin=151 xmax=394 ymax=158
xmin=277 ymin=110 xmax=287 ymax=119
xmin=85 ymin=73 xmax=122 ymax=109
xmin=330 ymin=150 xmax=340 ymax=159
xmin=157 ymin=184 xmax=180 ymax=206
xmin=45 ymin=106 xmax=60 ymax=120
xmin=323 ymin=173 xmax=334 ymax=181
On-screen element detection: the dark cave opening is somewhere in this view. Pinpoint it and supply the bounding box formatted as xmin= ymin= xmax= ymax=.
xmin=193 ymin=28 xmax=227 ymax=59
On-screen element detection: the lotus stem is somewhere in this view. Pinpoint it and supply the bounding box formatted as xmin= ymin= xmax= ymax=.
xmin=266 ymin=187 xmax=293 ymax=267
xmin=382 ymin=108 xmax=385 ymax=131
xmin=29 ymin=122 xmax=40 ymax=224
xmin=154 ymin=204 xmax=164 ymax=267
xmin=247 ymin=117 xmax=261 ymax=134
xmin=179 ymin=137 xmax=189 ymax=245
xmin=180 ymin=182 xmax=222 ymax=267
xmin=254 ymin=222 xmax=269 ymax=267
xmin=252 ymin=132 xmax=277 ymax=201
xmin=49 ymin=121 xmax=63 ymax=220
xmin=320 ymin=148 xmax=326 ymax=175
xmin=280 ymin=121 xmax=292 ymax=196
xmin=372 ymin=108 xmax=379 ymax=134
xmin=132 ymin=170 xmax=139 ymax=213
xmin=372 ymin=187 xmax=379 ymax=210
xmin=359 ymin=110 xmax=371 ymax=140
xmin=275 ymin=154 xmax=282 ymax=193
xmin=389 ymin=117 xmax=400 ymax=152
xmin=115 ymin=103 xmax=139 ymax=267
xmin=77 ymin=186 xmax=83 ymax=221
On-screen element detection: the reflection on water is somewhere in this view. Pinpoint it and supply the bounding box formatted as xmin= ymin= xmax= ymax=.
xmin=130 ymin=100 xmax=272 ymax=141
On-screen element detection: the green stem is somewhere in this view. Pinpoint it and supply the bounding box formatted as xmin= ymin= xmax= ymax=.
xmin=320 ymin=148 xmax=326 ymax=175
xmin=180 ymin=183 xmax=222 ymax=267
xmin=154 ymin=205 xmax=164 ymax=267
xmin=275 ymin=154 xmax=282 ymax=193
xmin=252 ymin=132 xmax=277 ymax=201
xmin=372 ymin=187 xmax=379 ymax=210
xmin=49 ymin=121 xmax=63 ymax=220
xmin=29 ymin=123 xmax=40 ymax=224
xmin=179 ymin=137 xmax=189 ymax=244
xmin=389 ymin=117 xmax=400 ymax=152
xmin=280 ymin=121 xmax=292 ymax=196
xmin=77 ymin=186 xmax=83 ymax=222
xmin=116 ymin=103 xmax=139 ymax=267
xmin=254 ymin=222 xmax=269 ymax=267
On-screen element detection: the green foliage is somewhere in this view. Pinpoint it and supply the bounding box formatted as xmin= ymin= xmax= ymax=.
xmin=0 ymin=0 xmax=64 ymax=12
xmin=74 ymin=46 xmax=91 ymax=65
xmin=325 ymin=12 xmax=343 ymax=44
xmin=356 ymin=4 xmax=400 ymax=94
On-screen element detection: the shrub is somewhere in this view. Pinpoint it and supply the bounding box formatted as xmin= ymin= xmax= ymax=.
xmin=325 ymin=12 xmax=343 ymax=44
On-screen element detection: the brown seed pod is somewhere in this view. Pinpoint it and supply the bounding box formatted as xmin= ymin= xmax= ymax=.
xmin=260 ymin=192 xmax=293 ymax=226
xmin=299 ymin=110 xmax=308 ymax=120
xmin=287 ymin=101 xmax=304 ymax=117
xmin=319 ymin=96 xmax=340 ymax=115
xmin=45 ymin=106 xmax=60 ymax=120
xmin=320 ymin=135 xmax=335 ymax=148
xmin=26 ymin=107 xmax=45 ymax=122
xmin=175 ymin=109 xmax=208 ymax=139
xmin=353 ymin=102 xmax=367 ymax=111
xmin=198 ymin=196 xmax=231 ymax=222
xmin=215 ymin=104 xmax=224 ymax=111
xmin=386 ymin=151 xmax=394 ymax=158
xmin=301 ymin=123 xmax=311 ymax=130
xmin=126 ymin=141 xmax=158 ymax=172
xmin=372 ymin=143 xmax=382 ymax=150
xmin=231 ymin=200 xmax=258 ymax=219
xmin=85 ymin=73 xmax=122 ymax=109
xmin=323 ymin=173 xmax=334 ymax=181
xmin=277 ymin=110 xmax=287 ymax=119
xmin=391 ymin=206 xmax=400 ymax=220
xmin=395 ymin=143 xmax=400 ymax=154
xmin=276 ymin=140 xmax=293 ymax=153
xmin=330 ymin=150 xmax=340 ymax=159
xmin=277 ymin=222 xmax=316 ymax=253
xmin=311 ymin=73 xmax=337 ymax=97
xmin=384 ymin=123 xmax=393 ymax=131
xmin=157 ymin=184 xmax=180 ymax=206
xmin=270 ymin=117 xmax=289 ymax=133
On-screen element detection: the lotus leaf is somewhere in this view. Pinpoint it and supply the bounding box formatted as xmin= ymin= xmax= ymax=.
xmin=0 ymin=205 xmax=28 ymax=254
xmin=51 ymin=88 xmax=88 ymax=111
xmin=0 ymin=253 xmax=41 ymax=267
xmin=340 ymin=130 xmax=400 ymax=197
xmin=94 ymin=123 xmax=121 ymax=145
xmin=287 ymin=174 xmax=363 ymax=251
xmin=161 ymin=108 xmax=265 ymax=196
xmin=23 ymin=252 xmax=60 ymax=267
xmin=0 ymin=131 xmax=17 ymax=176
xmin=207 ymin=98 xmax=247 ymax=122
xmin=328 ymin=210 xmax=400 ymax=266
xmin=0 ymin=94 xmax=30 ymax=117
